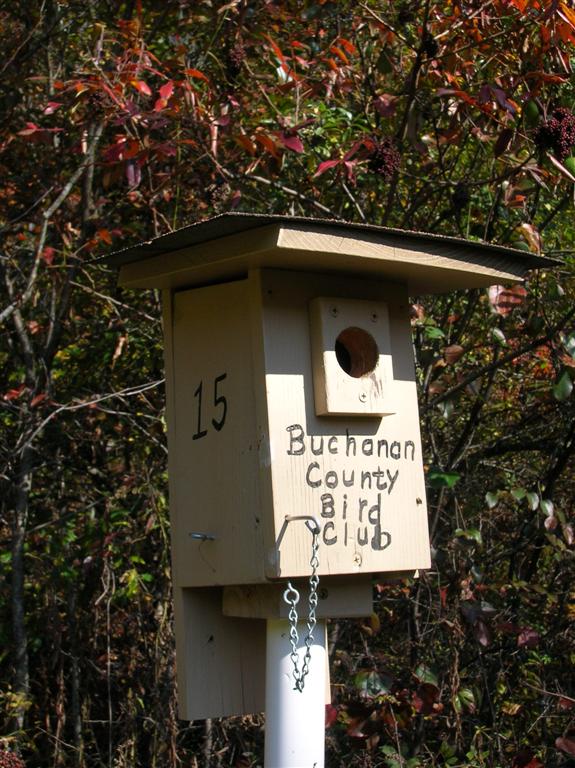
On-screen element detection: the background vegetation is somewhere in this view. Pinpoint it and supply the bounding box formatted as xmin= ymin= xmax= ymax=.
xmin=1 ymin=1 xmax=575 ymax=765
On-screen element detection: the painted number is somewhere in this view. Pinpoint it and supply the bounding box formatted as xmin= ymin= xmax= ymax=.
xmin=192 ymin=374 xmax=228 ymax=440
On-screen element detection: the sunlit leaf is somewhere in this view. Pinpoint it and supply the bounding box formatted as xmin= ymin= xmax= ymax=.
xmin=553 ymin=370 xmax=573 ymax=401
xmin=131 ymin=79 xmax=152 ymax=96
xmin=428 ymin=469 xmax=460 ymax=488
xmin=485 ymin=491 xmax=499 ymax=509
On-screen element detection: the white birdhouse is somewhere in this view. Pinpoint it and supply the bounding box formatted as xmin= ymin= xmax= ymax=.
xmin=109 ymin=213 xmax=550 ymax=720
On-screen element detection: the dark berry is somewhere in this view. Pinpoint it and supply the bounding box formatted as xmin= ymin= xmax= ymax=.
xmin=0 ymin=752 xmax=26 ymax=768
xmin=367 ymin=138 xmax=401 ymax=180
xmin=534 ymin=107 xmax=575 ymax=160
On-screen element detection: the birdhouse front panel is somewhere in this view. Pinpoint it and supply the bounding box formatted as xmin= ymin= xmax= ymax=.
xmin=255 ymin=269 xmax=431 ymax=580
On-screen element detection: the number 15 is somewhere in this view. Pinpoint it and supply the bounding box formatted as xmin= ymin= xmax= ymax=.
xmin=192 ymin=373 xmax=228 ymax=440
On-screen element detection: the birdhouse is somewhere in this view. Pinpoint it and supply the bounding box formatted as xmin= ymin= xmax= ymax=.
xmin=108 ymin=213 xmax=551 ymax=720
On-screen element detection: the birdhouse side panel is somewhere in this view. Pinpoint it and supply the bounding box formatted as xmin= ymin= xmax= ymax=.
xmin=168 ymin=279 xmax=265 ymax=587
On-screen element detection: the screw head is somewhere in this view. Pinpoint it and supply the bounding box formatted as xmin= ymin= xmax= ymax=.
xmin=330 ymin=306 xmax=338 ymax=317
xmin=319 ymin=588 xmax=329 ymax=600
xmin=371 ymin=312 xmax=378 ymax=322
xmin=359 ymin=392 xmax=367 ymax=403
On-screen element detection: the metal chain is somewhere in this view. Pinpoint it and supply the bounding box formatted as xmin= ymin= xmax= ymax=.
xmin=283 ymin=527 xmax=320 ymax=692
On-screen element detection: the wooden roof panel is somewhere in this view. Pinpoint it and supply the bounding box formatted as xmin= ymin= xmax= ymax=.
xmin=105 ymin=212 xmax=556 ymax=294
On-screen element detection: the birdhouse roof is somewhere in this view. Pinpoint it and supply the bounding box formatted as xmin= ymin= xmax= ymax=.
xmin=105 ymin=212 xmax=556 ymax=294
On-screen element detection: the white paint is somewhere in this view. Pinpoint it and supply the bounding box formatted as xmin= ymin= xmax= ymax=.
xmin=265 ymin=619 xmax=327 ymax=768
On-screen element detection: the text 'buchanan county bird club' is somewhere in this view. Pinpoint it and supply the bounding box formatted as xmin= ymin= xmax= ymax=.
xmin=285 ymin=425 xmax=417 ymax=553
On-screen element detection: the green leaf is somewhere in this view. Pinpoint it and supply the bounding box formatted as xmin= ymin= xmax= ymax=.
xmin=414 ymin=663 xmax=439 ymax=686
xmin=526 ymin=491 xmax=540 ymax=511
xmin=492 ymin=327 xmax=507 ymax=346
xmin=376 ymin=50 xmax=393 ymax=74
xmin=424 ymin=325 xmax=445 ymax=340
xmin=563 ymin=332 xmax=575 ymax=358
xmin=438 ymin=399 xmax=454 ymax=419
xmin=540 ymin=499 xmax=554 ymax=517
xmin=511 ymin=487 xmax=526 ymax=501
xmin=428 ymin=469 xmax=460 ymax=488
xmin=353 ymin=669 xmax=391 ymax=697
xmin=455 ymin=528 xmax=483 ymax=546
xmin=553 ymin=371 xmax=573 ymax=401
xmin=485 ymin=491 xmax=499 ymax=509
xmin=454 ymin=687 xmax=476 ymax=714
xmin=471 ymin=565 xmax=484 ymax=583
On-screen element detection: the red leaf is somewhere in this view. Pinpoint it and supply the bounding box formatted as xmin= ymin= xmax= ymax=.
xmin=30 ymin=393 xmax=47 ymax=408
xmin=412 ymin=683 xmax=442 ymax=715
xmin=325 ymin=704 xmax=338 ymax=727
xmin=439 ymin=586 xmax=448 ymax=608
xmin=488 ymin=284 xmax=527 ymax=315
xmin=3 ymin=385 xmax=25 ymax=401
xmin=492 ymin=87 xmax=517 ymax=115
xmin=338 ymin=37 xmax=357 ymax=55
xmin=544 ymin=514 xmax=558 ymax=531
xmin=235 ymin=134 xmax=257 ymax=155
xmin=184 ymin=68 xmax=209 ymax=83
xmin=97 ymin=229 xmax=113 ymax=245
xmin=563 ymin=524 xmax=574 ymax=546
xmin=556 ymin=736 xmax=575 ymax=756
xmin=512 ymin=749 xmax=544 ymax=768
xmin=264 ymin=34 xmax=286 ymax=64
xmin=18 ymin=122 xmax=40 ymax=136
xmin=159 ymin=80 xmax=174 ymax=101
xmin=154 ymin=142 xmax=177 ymax=158
xmin=330 ymin=45 xmax=349 ymax=65
xmin=154 ymin=98 xmax=168 ymax=112
xmin=255 ymin=132 xmax=281 ymax=158
xmin=42 ymin=246 xmax=56 ymax=265
xmin=43 ymin=102 xmax=62 ymax=115
xmin=313 ymin=159 xmax=340 ymax=177
xmin=132 ymin=79 xmax=152 ymax=96
xmin=280 ymin=133 xmax=304 ymax=153
xmin=525 ymin=70 xmax=568 ymax=83
xmin=517 ymin=628 xmax=540 ymax=648
xmin=373 ymin=94 xmax=397 ymax=117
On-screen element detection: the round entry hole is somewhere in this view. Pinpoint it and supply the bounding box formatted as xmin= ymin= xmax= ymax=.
xmin=335 ymin=327 xmax=379 ymax=378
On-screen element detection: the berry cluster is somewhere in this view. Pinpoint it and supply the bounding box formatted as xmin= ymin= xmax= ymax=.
xmin=0 ymin=752 xmax=25 ymax=768
xmin=226 ymin=42 xmax=246 ymax=81
xmin=367 ymin=138 xmax=401 ymax=180
xmin=534 ymin=107 xmax=575 ymax=160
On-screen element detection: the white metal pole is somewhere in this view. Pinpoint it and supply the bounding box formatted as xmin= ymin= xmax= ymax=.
xmin=264 ymin=618 xmax=327 ymax=768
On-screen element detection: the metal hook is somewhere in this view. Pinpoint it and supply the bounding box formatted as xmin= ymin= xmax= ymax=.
xmin=276 ymin=514 xmax=321 ymax=549
xmin=283 ymin=582 xmax=300 ymax=605
xmin=284 ymin=514 xmax=321 ymax=535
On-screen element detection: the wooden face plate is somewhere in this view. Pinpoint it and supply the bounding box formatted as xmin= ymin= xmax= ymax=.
xmin=257 ymin=270 xmax=431 ymax=579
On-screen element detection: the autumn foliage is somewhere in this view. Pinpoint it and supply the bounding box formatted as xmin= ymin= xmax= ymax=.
xmin=1 ymin=1 xmax=575 ymax=766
